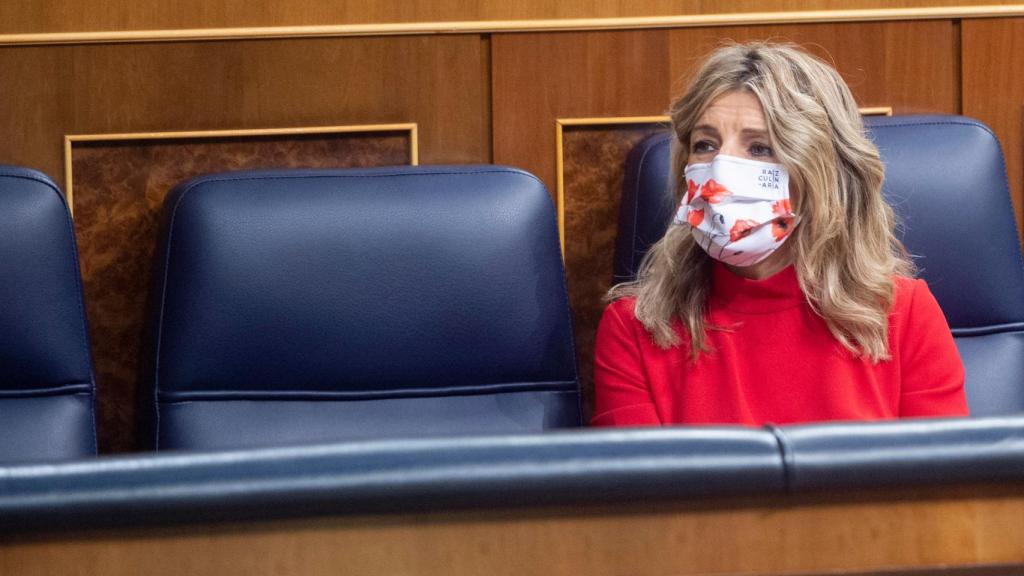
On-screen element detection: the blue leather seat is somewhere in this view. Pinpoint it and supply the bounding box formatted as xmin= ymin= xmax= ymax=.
xmin=147 ymin=165 xmax=581 ymax=451
xmin=0 ymin=166 xmax=97 ymax=462
xmin=615 ymin=115 xmax=1024 ymax=416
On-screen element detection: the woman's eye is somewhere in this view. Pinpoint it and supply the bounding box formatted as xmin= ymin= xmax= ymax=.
xmin=750 ymin=143 xmax=774 ymax=157
xmin=692 ymin=140 xmax=716 ymax=154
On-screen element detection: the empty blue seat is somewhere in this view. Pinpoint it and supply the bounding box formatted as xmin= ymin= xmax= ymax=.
xmin=0 ymin=166 xmax=97 ymax=462
xmin=615 ymin=116 xmax=1024 ymax=416
xmin=147 ymin=165 xmax=581 ymax=450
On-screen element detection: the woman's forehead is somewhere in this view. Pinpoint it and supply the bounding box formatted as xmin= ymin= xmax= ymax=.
xmin=693 ymin=91 xmax=768 ymax=134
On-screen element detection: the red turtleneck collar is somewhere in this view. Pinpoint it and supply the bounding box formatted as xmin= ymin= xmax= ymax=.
xmin=709 ymin=261 xmax=805 ymax=314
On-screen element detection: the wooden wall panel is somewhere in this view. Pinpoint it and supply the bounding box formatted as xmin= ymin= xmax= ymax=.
xmin=494 ymin=21 xmax=958 ymax=416
xmin=963 ymin=18 xmax=1024 ymax=239
xmin=0 ymin=35 xmax=489 ymax=188
xmin=492 ymin=30 xmax=674 ymax=202
xmin=0 ymin=47 xmax=74 ymax=176
xmin=667 ymin=21 xmax=959 ymax=114
xmin=2 ymin=486 xmax=1024 ymax=575
xmin=0 ymin=0 xmax=1019 ymax=34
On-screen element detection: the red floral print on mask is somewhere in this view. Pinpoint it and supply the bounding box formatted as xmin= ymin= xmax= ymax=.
xmin=687 ymin=208 xmax=705 ymax=227
xmin=729 ymin=219 xmax=759 ymax=242
xmin=686 ymin=179 xmax=700 ymax=204
xmin=700 ymin=179 xmax=731 ymax=204
xmin=772 ymin=199 xmax=791 ymax=216
xmin=771 ymin=199 xmax=795 ymax=241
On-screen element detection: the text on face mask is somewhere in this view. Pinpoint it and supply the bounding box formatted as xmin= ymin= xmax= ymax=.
xmin=759 ymin=168 xmax=782 ymax=190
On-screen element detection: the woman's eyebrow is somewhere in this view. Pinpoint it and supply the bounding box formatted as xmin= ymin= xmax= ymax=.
xmin=741 ymin=128 xmax=770 ymax=138
xmin=691 ymin=124 xmax=720 ymax=137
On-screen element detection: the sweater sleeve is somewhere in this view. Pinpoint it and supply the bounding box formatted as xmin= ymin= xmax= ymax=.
xmin=897 ymin=279 xmax=969 ymax=418
xmin=591 ymin=299 xmax=662 ymax=427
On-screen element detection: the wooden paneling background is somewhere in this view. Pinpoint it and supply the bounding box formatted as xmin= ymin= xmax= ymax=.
xmin=0 ymin=35 xmax=489 ymax=188
xmin=0 ymin=0 xmax=1021 ymax=33
xmin=963 ymin=18 xmax=1024 ymax=236
xmin=0 ymin=4 xmax=1020 ymax=450
xmin=3 ymin=486 xmax=1024 ymax=575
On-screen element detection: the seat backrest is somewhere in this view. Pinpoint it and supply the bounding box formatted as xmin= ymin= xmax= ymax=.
xmin=615 ymin=132 xmax=677 ymax=285
xmin=0 ymin=166 xmax=97 ymax=461
xmin=148 ymin=165 xmax=581 ymax=451
xmin=614 ymin=115 xmax=1024 ymax=416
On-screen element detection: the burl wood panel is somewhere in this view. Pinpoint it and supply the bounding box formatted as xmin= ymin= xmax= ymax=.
xmin=72 ymin=133 xmax=412 ymax=453
xmin=494 ymin=21 xmax=957 ymax=416
xmin=2 ymin=486 xmax=1024 ymax=575
xmin=562 ymin=124 xmax=668 ymax=413
xmin=0 ymin=0 xmax=1018 ymax=34
xmin=962 ymin=19 xmax=1024 ymax=242
xmin=0 ymin=34 xmax=489 ymax=188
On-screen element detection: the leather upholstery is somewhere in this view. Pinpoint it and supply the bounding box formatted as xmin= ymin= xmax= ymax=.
xmin=615 ymin=132 xmax=676 ymax=284
xmin=615 ymin=116 xmax=1024 ymax=415
xmin=0 ymin=165 xmax=97 ymax=462
xmin=3 ymin=417 xmax=1024 ymax=534
xmin=148 ymin=165 xmax=581 ymax=451
xmin=774 ymin=417 xmax=1024 ymax=491
xmin=0 ymin=426 xmax=784 ymax=532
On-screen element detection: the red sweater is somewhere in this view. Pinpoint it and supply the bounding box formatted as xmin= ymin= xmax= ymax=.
xmin=592 ymin=262 xmax=969 ymax=426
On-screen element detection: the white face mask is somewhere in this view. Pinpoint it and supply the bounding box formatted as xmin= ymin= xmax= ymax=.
xmin=675 ymin=154 xmax=798 ymax=267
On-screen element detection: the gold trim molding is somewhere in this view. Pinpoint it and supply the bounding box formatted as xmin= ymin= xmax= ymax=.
xmin=3 ymin=5 xmax=1024 ymax=46
xmin=63 ymin=123 xmax=419 ymax=212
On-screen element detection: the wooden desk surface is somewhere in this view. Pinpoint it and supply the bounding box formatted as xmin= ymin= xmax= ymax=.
xmin=3 ymin=483 xmax=1023 ymax=576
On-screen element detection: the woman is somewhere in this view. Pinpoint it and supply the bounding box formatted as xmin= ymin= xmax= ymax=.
xmin=592 ymin=42 xmax=968 ymax=426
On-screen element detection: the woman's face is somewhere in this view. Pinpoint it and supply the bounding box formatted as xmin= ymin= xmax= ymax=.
xmin=686 ymin=89 xmax=797 ymax=279
xmin=687 ymin=90 xmax=777 ymax=166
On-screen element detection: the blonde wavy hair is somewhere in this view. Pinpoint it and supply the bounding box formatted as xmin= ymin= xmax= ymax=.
xmin=610 ymin=42 xmax=913 ymax=362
